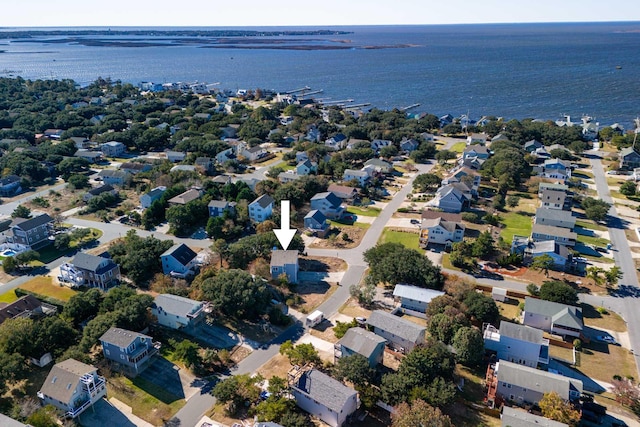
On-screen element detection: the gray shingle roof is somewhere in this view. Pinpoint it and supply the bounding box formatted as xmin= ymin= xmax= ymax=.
xmin=161 ymin=243 xmax=197 ymax=267
xmin=251 ymin=194 xmax=274 ymax=209
xmin=534 ymin=208 xmax=575 ymax=223
xmin=498 ymin=321 xmax=544 ymax=344
xmin=524 ymin=297 xmax=582 ymax=330
xmin=531 ymin=224 xmax=577 ymax=240
xmin=100 ymin=327 xmax=151 ymax=349
xmin=501 ymin=407 xmax=568 ymax=427
xmin=71 ymin=252 xmax=105 ymax=272
xmin=98 ymin=169 xmax=130 ymax=179
xmin=208 ymin=200 xmax=234 ymax=209
xmin=153 ymin=294 xmax=203 ymax=318
xmin=270 ymin=250 xmax=298 ymax=267
xmin=337 ymin=327 xmax=386 ymax=358
xmin=393 ymin=284 xmax=444 ymax=304
xmin=40 ymin=359 xmax=97 ymax=404
xmin=87 ymin=184 xmax=115 ymax=196
xmin=12 ymin=213 xmax=53 ymax=232
xmin=311 ymin=191 xmax=341 ymax=208
xmin=169 ymin=189 xmax=201 ymax=204
xmin=497 ymin=360 xmax=582 ymax=400
xmin=294 ymin=369 xmax=357 ymax=413
xmin=538 ymin=182 xmax=569 ymax=192
xmin=0 ymin=413 xmax=29 ymax=427
xmin=366 ymin=310 xmax=426 ymax=343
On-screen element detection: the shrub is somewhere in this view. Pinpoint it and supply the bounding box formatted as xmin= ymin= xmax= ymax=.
xmin=461 ymin=212 xmax=481 ymax=223
xmin=573 ymin=339 xmax=582 ymax=351
xmin=596 ymin=306 xmax=609 ymax=315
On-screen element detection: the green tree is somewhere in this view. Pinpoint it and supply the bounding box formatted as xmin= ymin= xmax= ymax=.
xmin=435 ymin=150 xmax=456 ymax=165
xmin=172 ymin=339 xmax=201 ymax=368
xmin=201 ymin=269 xmax=269 ymax=320
xmin=471 ymin=231 xmax=494 ymax=258
xmin=332 ymin=354 xmax=375 ymax=387
xmin=413 ymin=173 xmax=442 ymax=193
xmin=333 ymin=319 xmax=358 ymax=339
xmin=67 ymin=173 xmax=90 ymax=189
xmin=391 ymin=399 xmax=453 ymax=427
xmin=0 ymin=351 xmax=26 ymax=395
xmin=531 ymin=254 xmax=555 ymax=277
xmin=349 ymin=281 xmax=376 ymax=307
xmin=109 ymin=230 xmax=173 ymax=284
xmin=527 ymin=283 xmax=540 ymax=296
xmin=586 ymin=266 xmax=605 ymax=286
xmin=62 ymin=288 xmax=103 ymax=326
xmin=14 ymin=250 xmax=39 ymax=268
xmin=364 ymin=243 xmax=444 ymax=289
xmin=2 ymin=256 xmax=15 ymax=273
xmin=581 ymin=197 xmax=611 ymax=222
xmin=211 ymin=239 xmax=229 ymax=269
xmin=279 ymin=341 xmax=321 ymax=366
xmin=463 ymin=292 xmax=500 ymax=325
xmin=620 ymin=181 xmax=637 ymax=197
xmin=452 ymin=326 xmax=484 ymax=366
xmin=427 ymin=310 xmax=469 ymax=344
xmin=539 ymin=391 xmax=581 ymax=426
xmin=11 ymin=205 xmax=32 ymax=218
xmin=539 ymin=280 xmax=579 ymax=305
xmin=605 ymin=265 xmax=623 ymax=288
xmin=54 ymin=233 xmax=71 ymax=251
xmin=506 ymin=195 xmax=520 ymax=208
xmin=26 ymin=405 xmax=59 ymax=427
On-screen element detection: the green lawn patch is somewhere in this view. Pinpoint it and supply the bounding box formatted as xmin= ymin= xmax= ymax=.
xmin=36 ymin=244 xmax=66 ymax=264
xmin=329 ymin=220 xmax=370 ymax=230
xmin=576 ymin=233 xmax=610 ymax=247
xmin=347 ymin=206 xmax=382 ymax=217
xmin=451 ymin=141 xmax=467 ymax=153
xmin=0 ymin=290 xmax=18 ymax=304
xmin=582 ymin=254 xmax=615 ymax=264
xmin=499 ymin=211 xmax=533 ymax=244
xmin=19 ymin=276 xmax=78 ymax=302
xmin=573 ymin=170 xmax=594 ymax=179
xmin=441 ymin=253 xmax=461 ymax=271
xmin=575 ymin=220 xmax=607 ymax=231
xmin=378 ymin=228 xmax=421 ymax=251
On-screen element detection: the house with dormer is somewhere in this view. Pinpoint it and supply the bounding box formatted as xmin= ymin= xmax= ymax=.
xmin=100 ymin=327 xmax=159 ymax=376
xmin=310 ymin=192 xmax=345 ymax=219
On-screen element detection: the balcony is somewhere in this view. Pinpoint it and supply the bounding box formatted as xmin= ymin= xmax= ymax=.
xmin=483 ymin=324 xmax=500 ymax=342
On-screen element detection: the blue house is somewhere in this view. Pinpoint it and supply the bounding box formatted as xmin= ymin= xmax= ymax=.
xmin=270 ymin=250 xmax=299 ymax=283
xmin=161 ymin=243 xmax=198 ymax=278
xmin=208 ymin=200 xmax=237 ymax=218
xmin=99 ymin=327 xmax=159 ymax=376
xmin=304 ymin=210 xmax=329 ymax=237
xmin=0 ymin=175 xmax=22 ymax=197
xmin=140 ymin=186 xmax=167 ymax=209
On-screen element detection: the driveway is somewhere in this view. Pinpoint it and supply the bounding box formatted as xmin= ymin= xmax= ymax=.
xmin=77 ymin=398 xmax=148 ymax=427
xmin=194 ymin=323 xmax=241 ymax=349
xmin=299 ymin=271 xmax=345 ymax=283
xmin=138 ymin=357 xmax=199 ymax=401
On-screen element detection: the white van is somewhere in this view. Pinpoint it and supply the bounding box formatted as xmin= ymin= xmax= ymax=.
xmin=305 ymin=310 xmax=324 ymax=328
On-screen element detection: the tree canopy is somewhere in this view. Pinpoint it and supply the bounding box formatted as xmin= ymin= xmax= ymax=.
xmin=538 ymin=280 xmax=579 ymax=306
xmin=364 ymin=243 xmax=444 ymax=289
xmin=200 ymin=269 xmax=270 ymax=320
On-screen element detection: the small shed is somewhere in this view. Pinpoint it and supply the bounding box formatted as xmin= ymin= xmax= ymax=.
xmin=492 ymin=287 xmax=507 ymax=302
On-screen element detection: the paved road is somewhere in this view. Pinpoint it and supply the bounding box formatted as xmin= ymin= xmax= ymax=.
xmin=0 ymin=181 xmax=67 ymax=217
xmin=590 ymin=151 xmax=640 ymax=376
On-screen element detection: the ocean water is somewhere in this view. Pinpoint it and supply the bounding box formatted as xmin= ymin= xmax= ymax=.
xmin=0 ymin=23 xmax=639 ymax=127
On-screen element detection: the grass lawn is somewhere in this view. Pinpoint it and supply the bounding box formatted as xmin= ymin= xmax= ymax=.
xmin=107 ymin=375 xmax=185 ymax=426
xmin=582 ymin=303 xmax=627 ymax=332
xmin=329 ymin=220 xmax=370 ymax=230
xmin=575 ymin=220 xmax=607 ymax=231
xmin=497 ymin=298 xmax=522 ymax=323
xmin=378 ymin=228 xmax=421 ymax=251
xmin=553 ymin=342 xmax=637 ymax=383
xmin=576 ymin=233 xmax=610 ymax=247
xmin=36 ymin=244 xmax=66 ymax=264
xmin=0 ymin=290 xmax=19 ymax=304
xmin=582 ymin=254 xmax=615 ymax=264
xmin=572 ymin=170 xmax=594 ymax=179
xmin=347 ymin=206 xmax=382 ymax=217
xmin=19 ymin=276 xmax=77 ymax=302
xmin=441 ymin=253 xmax=461 ymax=271
xmin=451 ymin=141 xmax=467 ymax=153
xmin=499 ymin=211 xmax=533 ymax=244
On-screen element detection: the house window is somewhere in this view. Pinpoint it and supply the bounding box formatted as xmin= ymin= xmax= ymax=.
xmin=120 ymin=354 xmax=125 ymax=360
xmin=105 ymin=349 xmax=110 ymax=356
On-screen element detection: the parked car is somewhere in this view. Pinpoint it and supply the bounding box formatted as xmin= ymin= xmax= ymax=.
xmin=595 ymin=335 xmax=618 ymax=345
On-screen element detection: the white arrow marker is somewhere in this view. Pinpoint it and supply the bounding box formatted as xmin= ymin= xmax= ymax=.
xmin=274 ymin=200 xmax=296 ymax=250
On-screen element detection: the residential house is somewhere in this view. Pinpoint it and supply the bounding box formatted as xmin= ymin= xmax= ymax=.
xmin=500 ymin=407 xmax=569 ymax=427
xmin=8 ymin=213 xmax=54 ymax=249
xmin=43 ymin=128 xmax=64 ymax=140
xmin=327 ymin=184 xmax=359 ymax=202
xmin=38 ymin=359 xmax=107 ymax=418
xmin=371 ymin=139 xmax=392 ymax=153
xmin=58 ymin=252 xmax=121 ymax=290
xmin=491 ymin=133 xmax=510 ymax=143
xmin=278 ymin=171 xmax=301 ymax=183
xmin=531 ymin=223 xmax=577 ymax=247
xmin=419 ymin=216 xmax=465 ymax=247
xmin=366 ymin=310 xmax=426 ymax=353
xmin=461 ymin=156 xmax=486 ymax=170
xmin=100 ymin=141 xmax=126 ymax=157
xmin=0 ymin=175 xmax=22 ymax=196
xmin=161 ymin=243 xmax=198 ymax=278
xmin=140 ymin=186 xmax=167 ymax=209
xmin=120 ymin=162 xmax=152 ymax=175
xmin=97 ymin=169 xmax=131 ymax=186
xmin=151 ymin=294 xmax=206 ymax=330
xmin=442 ymin=166 xmax=481 ymax=196
xmin=522 ymin=297 xmax=583 ymax=338
xmin=296 ymin=159 xmax=317 ymax=176
xmin=462 ymin=144 xmax=490 ymax=160
xmin=325 ymin=133 xmax=347 ymax=151
xmin=289 ymin=367 xmax=358 ymax=427
xmin=74 ymin=149 xmax=103 ymax=163
xmin=400 ymin=138 xmax=420 ymax=152
xmin=270 ymin=250 xmax=299 ymax=283
xmin=620 ymin=147 xmax=640 ymax=169
xmin=310 ymin=192 xmax=345 ymax=219
xmin=241 ymin=145 xmax=268 ymax=162
xmin=342 ymin=169 xmax=370 ymax=186
xmin=392 ymin=284 xmax=445 ymax=315
xmin=168 ymin=189 xmax=202 ymax=206
xmin=99 ymin=327 xmax=159 ymax=376
xmin=249 ymin=194 xmax=274 ymax=222
xmin=215 ymin=148 xmax=235 ymax=164
xmin=534 ymin=208 xmax=576 ymax=230
xmin=491 ymin=360 xmax=582 ymax=406
xmin=0 ymin=294 xmax=57 ymax=325
xmin=304 ymin=210 xmax=329 ymax=237
xmin=193 ymin=112 xmax=211 ymax=121
xmin=538 ymin=158 xmax=572 ymax=181
xmin=364 ymin=158 xmax=393 ymax=174
xmin=82 ymin=184 xmax=117 ymax=202
xmin=538 ymin=182 xmax=569 ymax=196
xmin=421 ymin=132 xmax=436 ymax=142
xmin=295 ymin=151 xmax=310 ymax=163
xmin=467 ymin=132 xmax=488 ymax=145
xmin=421 ymin=209 xmax=463 ymax=222
xmin=525 ymin=240 xmax=573 ymax=268
xmin=211 ymin=175 xmax=233 ymax=185
xmin=170 ymin=165 xmax=196 ymax=173
xmin=483 ymin=321 xmax=550 ymax=367
xmin=166 ymin=150 xmax=186 ymax=163
xmin=208 ymin=200 xmax=237 ymax=217
xmin=523 ymin=139 xmax=543 ymax=153
xmin=305 ymin=126 xmax=321 ymax=142
xmin=426 ymin=184 xmax=470 ymax=213
xmin=195 ymin=157 xmax=215 ymax=175
xmin=539 ymin=189 xmax=572 ymax=211
xmin=334 ymin=327 xmax=386 ymax=367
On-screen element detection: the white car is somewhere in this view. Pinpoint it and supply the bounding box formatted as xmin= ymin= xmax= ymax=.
xmin=606 ymin=170 xmax=619 ymax=175
xmin=596 ymin=335 xmax=618 ymax=345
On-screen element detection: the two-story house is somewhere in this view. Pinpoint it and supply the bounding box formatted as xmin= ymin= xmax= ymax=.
xmin=366 ymin=310 xmax=426 ymax=353
xmin=119 ymin=162 xmax=152 ymax=175
xmin=74 ymin=149 xmax=104 ymax=163
xmin=526 ymin=240 xmax=573 ymax=269
xmin=8 ymin=213 xmax=54 ymax=250
xmin=483 ymin=321 xmax=550 ymax=368
xmin=533 ymin=208 xmax=576 ymax=230
xmin=310 ymin=192 xmax=345 ymax=219
xmin=392 ymin=284 xmax=445 ymax=316
xmin=304 ymin=210 xmax=329 ymax=237
xmin=334 ymin=327 xmax=386 ymax=367
xmin=327 ymin=184 xmax=359 ymax=203
xmin=524 ymin=139 xmax=543 ymax=153
xmin=462 ymin=144 xmax=490 ymax=160
xmin=426 ymin=184 xmax=470 ymax=213
xmin=0 ymin=175 xmax=22 ymax=197
xmin=58 ymin=252 xmax=121 ymax=290
xmin=270 ymin=250 xmax=299 ymax=283
xmin=522 ymin=297 xmax=583 ymax=338
xmin=161 ymin=243 xmax=199 ymax=278
xmin=419 ymin=216 xmax=465 ymax=248
xmin=342 ymin=169 xmax=370 ymax=186
xmin=208 ymin=200 xmax=237 ymax=218
xmin=140 ymin=186 xmax=167 ymax=209
xmin=240 ymin=145 xmax=268 ymax=162
xmin=371 ymin=139 xmax=392 ymax=153
xmin=538 ymin=182 xmax=569 ymax=196
xmin=100 ymin=327 xmax=160 ymax=376
xmin=100 ymin=141 xmax=126 ymax=157
xmin=97 ymin=169 xmax=131 ymax=186
xmin=166 ymin=150 xmax=186 ymax=163
xmin=620 ymin=147 xmax=640 ymax=170
xmin=538 ymin=158 xmax=572 ymax=181
xmin=289 ymin=367 xmax=358 ymax=427
xmin=467 ymin=132 xmax=488 ymax=145
xmin=325 ymin=133 xmax=347 ymax=151
xmin=249 ymin=194 xmax=274 ymax=223
xmin=531 ymin=223 xmax=577 ymax=247
xmin=539 ymin=189 xmax=571 ymax=210
xmin=151 ymin=294 xmax=206 ymax=331
xmin=38 ymin=359 xmax=107 ymax=418
xmin=400 ymin=138 xmax=420 ymax=152
xmin=296 ymin=159 xmax=317 ymax=176
xmin=442 ymin=166 xmax=481 ymax=196
xmin=363 ymin=159 xmax=393 ymax=174
xmin=195 ymin=157 xmax=215 ymax=175
xmin=168 ymin=188 xmax=202 ymax=206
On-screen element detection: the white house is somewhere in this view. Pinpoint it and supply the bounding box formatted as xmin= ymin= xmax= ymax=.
xmin=140 ymin=186 xmax=166 ymax=209
xmin=467 ymin=133 xmax=488 ymax=145
xmin=240 ymin=145 xmax=268 ymax=162
xmin=392 ymin=284 xmax=444 ymax=316
xmin=249 ymin=194 xmax=274 ymax=222
xmin=419 ymin=216 xmax=465 ymax=247
xmin=342 ymin=169 xmax=370 ymax=186
xmin=161 ymin=243 xmax=198 ymax=278
xmin=100 ymin=141 xmax=126 ymax=157
xmin=538 ymin=158 xmax=572 ymax=181
xmin=289 ymin=367 xmax=358 ymax=427
xmin=483 ymin=321 xmax=550 ymax=367
xmin=522 ymin=297 xmax=583 ymax=338
xmin=151 ymin=294 xmax=206 ymax=331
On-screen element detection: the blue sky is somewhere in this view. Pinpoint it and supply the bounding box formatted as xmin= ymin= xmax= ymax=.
xmin=2 ymin=0 xmax=639 ymax=27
